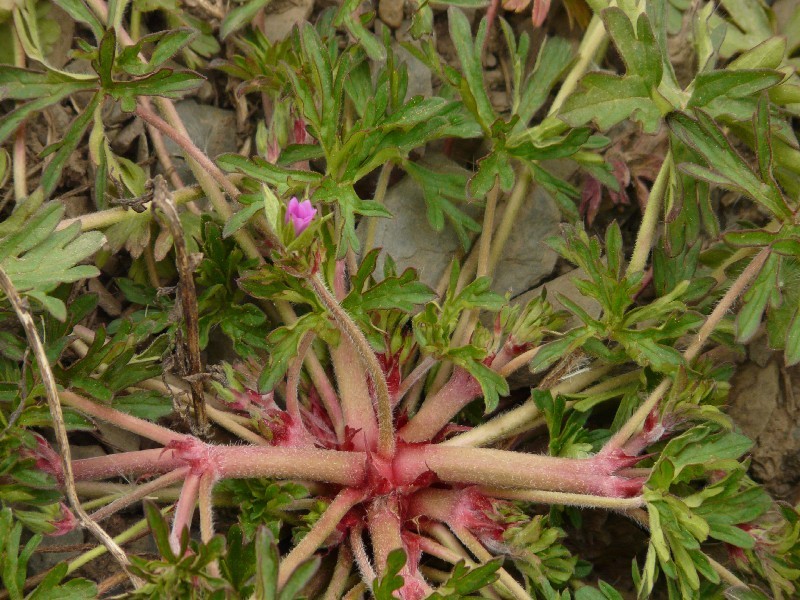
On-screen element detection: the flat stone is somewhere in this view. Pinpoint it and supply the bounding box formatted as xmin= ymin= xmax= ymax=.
xmin=262 ymin=0 xmax=314 ymax=42
xmin=358 ymin=154 xmax=559 ymax=297
xmin=96 ymin=421 xmax=141 ymax=453
xmin=727 ymin=360 xmax=800 ymax=499
xmin=490 ymin=188 xmax=560 ymax=297
xmin=162 ymin=100 xmax=238 ymax=183
xmin=393 ymin=42 xmax=433 ymax=100
xmin=379 ymin=0 xmax=405 ymax=28
xmin=28 ymin=527 xmax=85 ymax=574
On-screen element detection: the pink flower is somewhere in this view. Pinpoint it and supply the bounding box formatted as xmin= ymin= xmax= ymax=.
xmin=47 ymin=503 xmax=77 ymax=536
xmin=285 ymin=197 xmax=317 ymax=235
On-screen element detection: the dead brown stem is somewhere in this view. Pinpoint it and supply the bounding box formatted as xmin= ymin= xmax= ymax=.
xmin=0 ymin=267 xmax=142 ymax=587
xmin=150 ymin=175 xmax=207 ymax=433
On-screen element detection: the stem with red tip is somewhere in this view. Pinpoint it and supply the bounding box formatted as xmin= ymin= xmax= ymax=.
xmin=278 ymin=488 xmax=365 ymax=589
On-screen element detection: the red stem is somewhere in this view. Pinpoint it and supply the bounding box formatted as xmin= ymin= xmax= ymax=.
xmin=398 ymin=367 xmax=481 ymax=443
xmin=331 ymin=337 xmax=379 ymax=451
xmin=170 ymin=472 xmax=201 ymax=551
xmin=394 ymin=445 xmax=642 ymax=497
xmin=61 ymin=390 xmax=184 ymax=446
xmin=71 ymin=449 xmax=185 ymax=481
xmin=73 ymin=444 xmax=367 ymax=487
xmin=134 ymin=105 xmax=240 ymax=202
xmin=213 ymin=446 xmax=366 ymax=486
xmin=368 ymin=496 xmax=433 ymax=600
xmin=278 ymin=488 xmax=365 ymax=589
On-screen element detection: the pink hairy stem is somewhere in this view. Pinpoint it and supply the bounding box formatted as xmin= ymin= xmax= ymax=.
xmin=393 ymin=445 xmax=644 ymax=497
xmin=170 ymin=472 xmax=201 ymax=552
xmin=278 ymin=488 xmax=365 ymax=589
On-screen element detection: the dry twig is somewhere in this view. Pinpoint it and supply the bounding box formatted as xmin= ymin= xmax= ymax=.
xmin=0 ymin=266 xmax=142 ymax=588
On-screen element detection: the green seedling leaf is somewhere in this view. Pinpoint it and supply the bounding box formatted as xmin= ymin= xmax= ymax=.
xmin=373 ymin=549 xmax=406 ymax=599
xmin=560 ymin=73 xmax=662 ymax=133
xmin=221 ymin=0 xmax=272 ymax=39
xmin=448 ymin=7 xmax=494 ymax=130
xmin=688 ymin=69 xmax=783 ymax=109
xmin=667 ymin=111 xmax=791 ymax=220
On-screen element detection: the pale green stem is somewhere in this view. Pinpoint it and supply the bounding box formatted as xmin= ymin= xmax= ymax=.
xmin=496 ymin=345 xmax=541 ymax=377
xmin=479 ymin=487 xmax=645 ymax=510
xmin=394 ymin=355 xmax=436 ymax=403
xmin=477 ymin=179 xmax=500 ymax=280
xmin=67 ymin=506 xmax=173 ymax=574
xmin=603 ymin=247 xmax=771 ymax=454
xmin=199 ymin=473 xmax=219 ymax=578
xmin=626 ymin=155 xmax=673 ymax=276
xmin=57 ymin=185 xmax=206 ymax=231
xmin=90 ymin=467 xmax=189 ymax=522
xmin=442 ymin=363 xmax=614 ymax=448
xmin=363 ymin=162 xmax=394 ymax=258
xmin=0 ymin=268 xmax=139 ymax=585
xmin=488 ymin=167 xmax=530 ymax=270
xmin=12 ymin=26 xmax=26 ymax=203
xmin=60 ymin=389 xmax=184 ymax=446
xmin=548 ymin=15 xmax=608 ymax=116
xmin=322 ymin=545 xmax=354 ymax=600
xmin=451 ymin=525 xmax=530 ymax=600
xmin=81 ymin=494 xmax=120 ymax=512
xmin=275 ymin=301 xmax=345 ymax=443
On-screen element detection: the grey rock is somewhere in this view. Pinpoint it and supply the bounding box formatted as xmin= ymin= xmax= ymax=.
xmin=96 ymin=421 xmax=141 ymax=453
xmin=393 ymin=42 xmax=433 ymax=100
xmin=162 ymin=100 xmax=239 ymax=183
xmin=28 ymin=528 xmax=85 ymax=574
xmin=70 ymin=444 xmax=107 ymax=460
xmin=262 ymin=0 xmax=314 ymax=42
xmin=490 ymin=187 xmax=560 ymax=297
xmin=379 ymin=0 xmax=405 ymax=28
xmin=359 ymin=155 xmax=559 ymax=296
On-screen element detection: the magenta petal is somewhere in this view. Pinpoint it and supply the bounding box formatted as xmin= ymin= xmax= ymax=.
xmin=285 ymin=197 xmax=317 ymax=235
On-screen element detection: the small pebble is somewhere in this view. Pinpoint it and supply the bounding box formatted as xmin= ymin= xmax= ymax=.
xmin=378 ymin=0 xmax=404 ymax=29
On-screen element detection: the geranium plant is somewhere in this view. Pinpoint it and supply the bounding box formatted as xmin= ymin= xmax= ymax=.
xmin=0 ymin=0 xmax=799 ymax=598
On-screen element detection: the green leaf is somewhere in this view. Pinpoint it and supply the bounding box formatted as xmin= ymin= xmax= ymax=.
xmin=95 ymin=28 xmax=117 ymax=89
xmin=346 ymin=270 xmax=435 ymax=313
xmin=116 ymin=29 xmax=197 ymax=76
xmin=53 ymin=0 xmax=104 ymax=40
xmin=667 ymin=111 xmax=790 ymax=220
xmin=514 ymin=36 xmax=573 ymax=128
xmin=278 ymin=555 xmax=320 ymax=600
xmin=373 ymin=549 xmax=406 ymax=600
xmin=144 ymin=501 xmax=176 ymax=563
xmin=223 ymin=200 xmax=263 ymax=239
xmin=108 ymin=69 xmax=205 ymax=110
xmin=736 ymin=252 xmax=778 ymax=343
xmin=40 ymin=92 xmax=102 ymax=196
xmin=560 ymin=73 xmax=662 ymax=133
xmin=602 ymin=8 xmax=663 ymax=89
xmin=334 ymin=0 xmax=385 ymax=61
xmin=403 ymin=160 xmax=480 ymax=249
xmin=785 ymin=309 xmax=800 ymax=366
xmin=253 ymin=527 xmax=279 ymax=600
xmin=257 ymin=314 xmax=326 ymax=392
xmin=688 ymin=69 xmax=783 ymax=109
xmin=220 ymin=0 xmax=272 ymax=39
xmin=448 ymin=7 xmax=494 ymax=129
xmin=456 ymin=350 xmax=509 ymax=412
